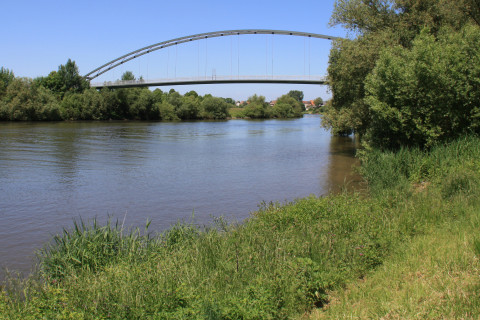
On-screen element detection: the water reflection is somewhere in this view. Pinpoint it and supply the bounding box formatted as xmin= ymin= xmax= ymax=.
xmin=0 ymin=116 xmax=360 ymax=276
xmin=326 ymin=135 xmax=363 ymax=193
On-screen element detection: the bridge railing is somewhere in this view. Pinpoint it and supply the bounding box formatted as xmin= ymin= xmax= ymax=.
xmin=90 ymin=75 xmax=327 ymax=88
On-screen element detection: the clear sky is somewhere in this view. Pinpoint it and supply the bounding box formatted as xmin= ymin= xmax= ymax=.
xmin=1 ymin=0 xmax=346 ymax=101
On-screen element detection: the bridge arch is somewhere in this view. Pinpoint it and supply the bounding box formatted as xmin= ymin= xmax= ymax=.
xmin=84 ymin=29 xmax=341 ymax=81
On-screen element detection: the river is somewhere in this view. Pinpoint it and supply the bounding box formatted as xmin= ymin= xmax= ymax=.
xmin=0 ymin=115 xmax=361 ymax=276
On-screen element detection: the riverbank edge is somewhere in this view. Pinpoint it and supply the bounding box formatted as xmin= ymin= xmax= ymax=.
xmin=1 ymin=136 xmax=480 ymax=319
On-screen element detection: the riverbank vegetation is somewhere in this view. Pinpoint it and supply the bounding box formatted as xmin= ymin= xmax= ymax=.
xmin=323 ymin=0 xmax=480 ymax=149
xmin=0 ymin=63 xmax=305 ymax=121
xmin=2 ymin=0 xmax=480 ymax=318
xmin=1 ymin=136 xmax=479 ymax=319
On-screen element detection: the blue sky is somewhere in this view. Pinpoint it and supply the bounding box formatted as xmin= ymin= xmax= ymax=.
xmin=1 ymin=0 xmax=346 ymax=100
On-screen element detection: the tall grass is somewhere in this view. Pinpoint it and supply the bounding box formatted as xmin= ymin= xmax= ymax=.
xmin=313 ymin=136 xmax=480 ymax=319
xmin=38 ymin=218 xmax=157 ymax=280
xmin=2 ymin=136 xmax=480 ymax=319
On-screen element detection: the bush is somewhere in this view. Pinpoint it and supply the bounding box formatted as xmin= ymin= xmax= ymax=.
xmin=365 ymin=25 xmax=480 ymax=149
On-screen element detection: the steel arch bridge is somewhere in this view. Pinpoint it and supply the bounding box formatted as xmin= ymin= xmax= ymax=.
xmin=85 ymin=29 xmax=340 ymax=87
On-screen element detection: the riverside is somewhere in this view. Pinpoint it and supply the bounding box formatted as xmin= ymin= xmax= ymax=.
xmin=0 ymin=115 xmax=360 ymax=276
xmin=2 ymin=136 xmax=479 ymax=319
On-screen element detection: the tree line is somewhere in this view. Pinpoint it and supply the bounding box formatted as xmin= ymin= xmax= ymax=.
xmin=324 ymin=0 xmax=480 ymax=149
xmin=0 ymin=61 xmax=308 ymax=121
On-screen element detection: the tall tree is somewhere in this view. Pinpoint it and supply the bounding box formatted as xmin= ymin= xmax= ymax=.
xmin=0 ymin=67 xmax=15 ymax=97
xmin=287 ymin=90 xmax=304 ymax=102
xmin=57 ymin=59 xmax=88 ymax=94
xmin=324 ymin=0 xmax=474 ymax=138
xmin=121 ymin=71 xmax=136 ymax=81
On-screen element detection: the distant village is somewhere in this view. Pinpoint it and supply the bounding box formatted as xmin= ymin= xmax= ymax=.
xmin=235 ymin=99 xmax=323 ymax=110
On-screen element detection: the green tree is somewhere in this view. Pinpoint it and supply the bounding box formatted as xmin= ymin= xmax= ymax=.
xmin=243 ymin=94 xmax=269 ymax=119
xmin=287 ymin=90 xmax=304 ymax=102
xmin=324 ymin=0 xmax=474 ymax=138
xmin=201 ymin=96 xmax=230 ymax=119
xmin=364 ymin=25 xmax=480 ymax=149
xmin=223 ymin=97 xmax=235 ymax=104
xmin=129 ymin=89 xmax=158 ymax=120
xmin=36 ymin=59 xmax=88 ymax=98
xmin=314 ymin=97 xmax=324 ymax=106
xmin=34 ymin=71 xmax=63 ymax=94
xmin=157 ymin=101 xmax=179 ymax=120
xmin=271 ymin=95 xmax=303 ymax=118
xmin=167 ymin=90 xmax=182 ymax=109
xmin=121 ymin=71 xmax=136 ymax=81
xmin=99 ymin=88 xmax=121 ymax=119
xmin=0 ymin=77 xmax=61 ymax=121
xmin=57 ymin=59 xmax=88 ymax=94
xmin=0 ymin=67 xmax=15 ymax=98
xmin=185 ymin=90 xmax=199 ymax=98
xmin=176 ymin=95 xmax=200 ymax=120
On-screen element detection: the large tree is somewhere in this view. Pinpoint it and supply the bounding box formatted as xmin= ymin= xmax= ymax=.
xmin=323 ymin=0 xmax=476 ymax=139
xmin=37 ymin=59 xmax=88 ymax=97
xmin=0 ymin=67 xmax=15 ymax=98
xmin=364 ymin=25 xmax=480 ymax=149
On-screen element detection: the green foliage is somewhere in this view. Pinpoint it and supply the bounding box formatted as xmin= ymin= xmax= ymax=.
xmin=287 ymin=90 xmax=304 ymax=102
xmin=0 ymin=67 xmax=15 ymax=98
xmin=314 ymin=97 xmax=323 ymax=106
xmin=0 ymin=78 xmax=61 ymax=121
xmin=176 ymin=95 xmax=200 ymax=120
xmin=271 ymin=94 xmax=303 ymax=118
xmin=330 ymin=0 xmax=396 ymax=34
xmin=325 ymin=0 xmax=476 ymax=142
xmin=365 ymin=25 xmax=480 ymax=149
xmin=36 ymin=59 xmax=88 ymax=98
xmin=57 ymin=59 xmax=88 ymax=94
xmin=129 ymin=89 xmax=160 ymax=120
xmin=360 ymin=136 xmax=480 ymax=196
xmin=243 ymin=94 xmax=270 ymax=119
xmin=0 ymin=64 xmax=307 ymax=122
xmin=184 ymin=90 xmax=199 ymax=98
xmin=318 ymin=137 xmax=480 ymax=318
xmin=22 ymin=193 xmax=397 ymax=319
xmin=157 ymin=101 xmax=179 ymax=120
xmin=121 ymin=71 xmax=135 ymax=81
xmin=200 ymin=95 xmax=231 ymax=119
xmin=324 ymin=32 xmax=394 ymax=136
xmin=38 ymin=218 xmax=155 ymax=280
xmin=465 ymin=0 xmax=480 ymax=26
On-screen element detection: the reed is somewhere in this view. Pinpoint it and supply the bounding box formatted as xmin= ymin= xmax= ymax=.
xmin=2 ymin=136 xmax=480 ymax=319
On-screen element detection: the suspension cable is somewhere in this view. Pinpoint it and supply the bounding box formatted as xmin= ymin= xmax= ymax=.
xmin=237 ymin=33 xmax=240 ymax=79
xmin=265 ymin=34 xmax=268 ymax=76
xmin=304 ymin=37 xmax=306 ymax=76
xmin=309 ymin=36 xmax=311 ymax=79
xmin=205 ymin=36 xmax=208 ymax=79
xmin=271 ymin=33 xmax=274 ymax=79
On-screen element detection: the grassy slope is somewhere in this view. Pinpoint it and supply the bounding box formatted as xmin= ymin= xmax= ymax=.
xmin=1 ymin=137 xmax=480 ymax=319
xmin=313 ymin=137 xmax=480 ymax=319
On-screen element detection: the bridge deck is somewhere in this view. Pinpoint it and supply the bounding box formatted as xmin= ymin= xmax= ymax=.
xmin=90 ymin=75 xmax=327 ymax=88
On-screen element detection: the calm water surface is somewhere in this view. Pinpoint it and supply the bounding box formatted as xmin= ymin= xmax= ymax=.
xmin=0 ymin=115 xmax=360 ymax=275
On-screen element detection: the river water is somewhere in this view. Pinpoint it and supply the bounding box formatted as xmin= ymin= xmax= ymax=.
xmin=0 ymin=115 xmax=361 ymax=276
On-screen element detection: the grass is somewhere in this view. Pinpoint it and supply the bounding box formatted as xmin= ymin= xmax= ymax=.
xmin=313 ymin=209 xmax=480 ymax=319
xmin=312 ymin=136 xmax=480 ymax=319
xmin=1 ymin=136 xmax=480 ymax=319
